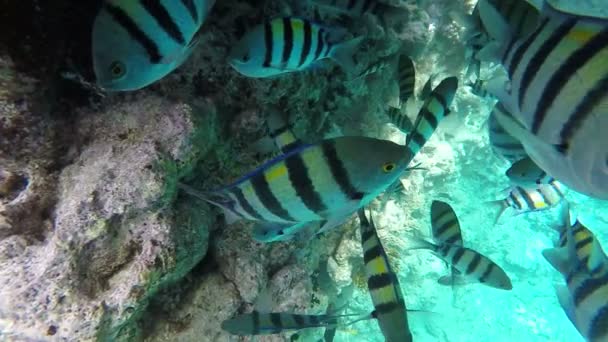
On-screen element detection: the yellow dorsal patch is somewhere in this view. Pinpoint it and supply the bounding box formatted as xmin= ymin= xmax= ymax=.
xmin=566 ymin=27 xmax=597 ymax=44
xmin=290 ymin=18 xmax=305 ymax=32
xmin=533 ymin=201 xmax=547 ymax=209
xmin=266 ymin=163 xmax=288 ymax=183
xmin=367 ymin=255 xmax=389 ymax=274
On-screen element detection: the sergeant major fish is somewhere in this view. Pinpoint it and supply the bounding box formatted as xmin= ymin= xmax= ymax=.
xmin=92 ymin=0 xmax=215 ymax=91
xmin=229 ymin=17 xmax=363 ymax=78
xmin=358 ymin=209 xmax=413 ymax=342
xmin=221 ymin=310 xmax=370 ymax=336
xmin=429 ymin=200 xmax=512 ymax=289
xmin=479 ymin=0 xmax=608 ymax=199
xmin=542 ymin=210 xmax=608 ymax=341
xmin=409 ymin=237 xmax=513 ymax=290
xmin=386 ymin=54 xmax=417 ymax=134
xmin=184 ymin=76 xmax=458 ymax=243
xmin=490 ymin=181 xmax=565 ymax=224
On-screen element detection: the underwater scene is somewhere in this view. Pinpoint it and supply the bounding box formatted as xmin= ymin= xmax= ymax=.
xmin=1 ymin=0 xmax=608 ymax=341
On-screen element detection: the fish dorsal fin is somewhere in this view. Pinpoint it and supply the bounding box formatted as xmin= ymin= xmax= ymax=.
xmin=477 ymin=0 xmax=512 ymax=43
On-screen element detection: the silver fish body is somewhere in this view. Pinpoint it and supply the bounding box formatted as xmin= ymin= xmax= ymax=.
xmin=480 ymin=0 xmax=608 ymax=199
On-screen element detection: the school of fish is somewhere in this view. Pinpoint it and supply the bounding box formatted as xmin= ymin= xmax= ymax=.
xmin=88 ymin=0 xmax=608 ymax=340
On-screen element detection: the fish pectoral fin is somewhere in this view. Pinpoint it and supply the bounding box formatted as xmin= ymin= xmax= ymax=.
xmin=253 ymin=221 xmax=312 ymax=242
xmin=542 ymin=247 xmax=570 ymax=276
xmin=437 ymin=274 xmax=475 ymax=287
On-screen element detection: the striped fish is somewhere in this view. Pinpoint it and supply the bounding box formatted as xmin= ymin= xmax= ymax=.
xmin=221 ymin=310 xmax=369 ymax=336
xmin=386 ymin=107 xmax=414 ymax=134
xmin=491 ymin=181 xmax=565 ymax=223
xmin=229 ymin=17 xmax=363 ymax=78
xmin=180 ymin=76 xmax=455 ymax=242
xmin=554 ymin=207 xmax=608 ymax=278
xmin=506 ymin=156 xmax=555 ymax=187
xmin=406 ymin=76 xmax=458 ymax=153
xmin=385 ymin=54 xmax=416 ymax=134
xmin=479 ymin=0 xmax=608 ymax=199
xmin=543 ymin=222 xmax=608 ymax=341
xmin=92 ymin=0 xmax=214 ymax=91
xmin=487 ymin=103 xmax=528 ymax=163
xmin=430 ymin=200 xmax=463 ymax=246
xmin=358 ymin=209 xmax=413 ymax=342
xmin=411 ymin=237 xmax=513 ymax=290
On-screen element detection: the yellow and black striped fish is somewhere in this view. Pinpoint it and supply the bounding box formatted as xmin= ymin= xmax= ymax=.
xmin=221 ymin=310 xmax=368 ymax=336
xmin=180 ymin=75 xmax=455 ymax=242
xmin=543 ymin=214 xmax=608 ymax=341
xmin=229 ymin=17 xmax=363 ymax=78
xmin=252 ymin=107 xmax=303 ymax=157
xmin=92 ymin=0 xmax=214 ymax=91
xmin=358 ymin=209 xmax=412 ymax=342
xmin=430 ymin=200 xmax=463 ymax=246
xmin=554 ymin=207 xmax=608 ymax=278
xmin=479 ymin=0 xmax=608 ymax=199
xmin=491 ymin=181 xmax=565 ymax=224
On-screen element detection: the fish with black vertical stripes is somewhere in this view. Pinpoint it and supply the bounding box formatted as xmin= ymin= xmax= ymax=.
xmin=467 ymin=78 xmax=496 ymax=100
xmin=542 ymin=206 xmax=608 ymax=341
xmin=428 ymin=200 xmax=512 ymax=289
xmin=478 ymin=0 xmax=608 ymax=199
xmin=487 ymin=102 xmax=528 ymax=164
xmin=489 ymin=181 xmax=565 ymax=224
xmin=358 ymin=209 xmax=412 ymax=342
xmin=92 ymin=0 xmax=215 ymax=91
xmin=221 ymin=310 xmax=371 ymax=336
xmin=553 ymin=205 xmax=608 ymax=278
xmin=386 ymin=54 xmax=416 ymax=134
xmin=506 ymin=156 xmax=555 ymax=187
xmin=178 ymin=74 xmax=455 ymax=242
xmin=408 ymin=235 xmax=512 ymax=290
xmin=229 ymin=17 xmax=363 ymax=78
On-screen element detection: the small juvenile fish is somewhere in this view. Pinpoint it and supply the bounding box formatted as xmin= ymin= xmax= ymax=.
xmin=358 ymin=209 xmax=413 ymax=342
xmin=487 ymin=103 xmax=528 ymax=163
xmin=229 ymin=17 xmax=363 ymax=78
xmin=491 ymin=182 xmax=565 ymax=223
xmin=92 ymin=0 xmax=214 ymax=91
xmin=410 ymin=238 xmax=512 ymax=290
xmin=506 ymin=156 xmax=555 ymax=187
xmin=543 ymin=215 xmax=608 ymax=341
xmin=266 ymin=107 xmax=302 ymax=155
xmin=221 ymin=311 xmax=368 ymax=335
xmin=395 ymin=53 xmax=416 ymax=105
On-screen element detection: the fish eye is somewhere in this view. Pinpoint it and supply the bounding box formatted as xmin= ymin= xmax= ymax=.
xmin=382 ymin=162 xmax=396 ymax=173
xmin=109 ymin=61 xmax=126 ymax=79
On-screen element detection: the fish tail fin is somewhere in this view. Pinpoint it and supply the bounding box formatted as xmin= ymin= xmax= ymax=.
xmin=177 ymin=182 xmax=240 ymax=224
xmin=330 ymin=36 xmax=365 ymax=75
xmin=404 ymin=233 xmax=437 ymax=251
xmin=486 ymin=199 xmax=508 ymax=226
xmin=542 ymin=247 xmax=570 ymax=276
